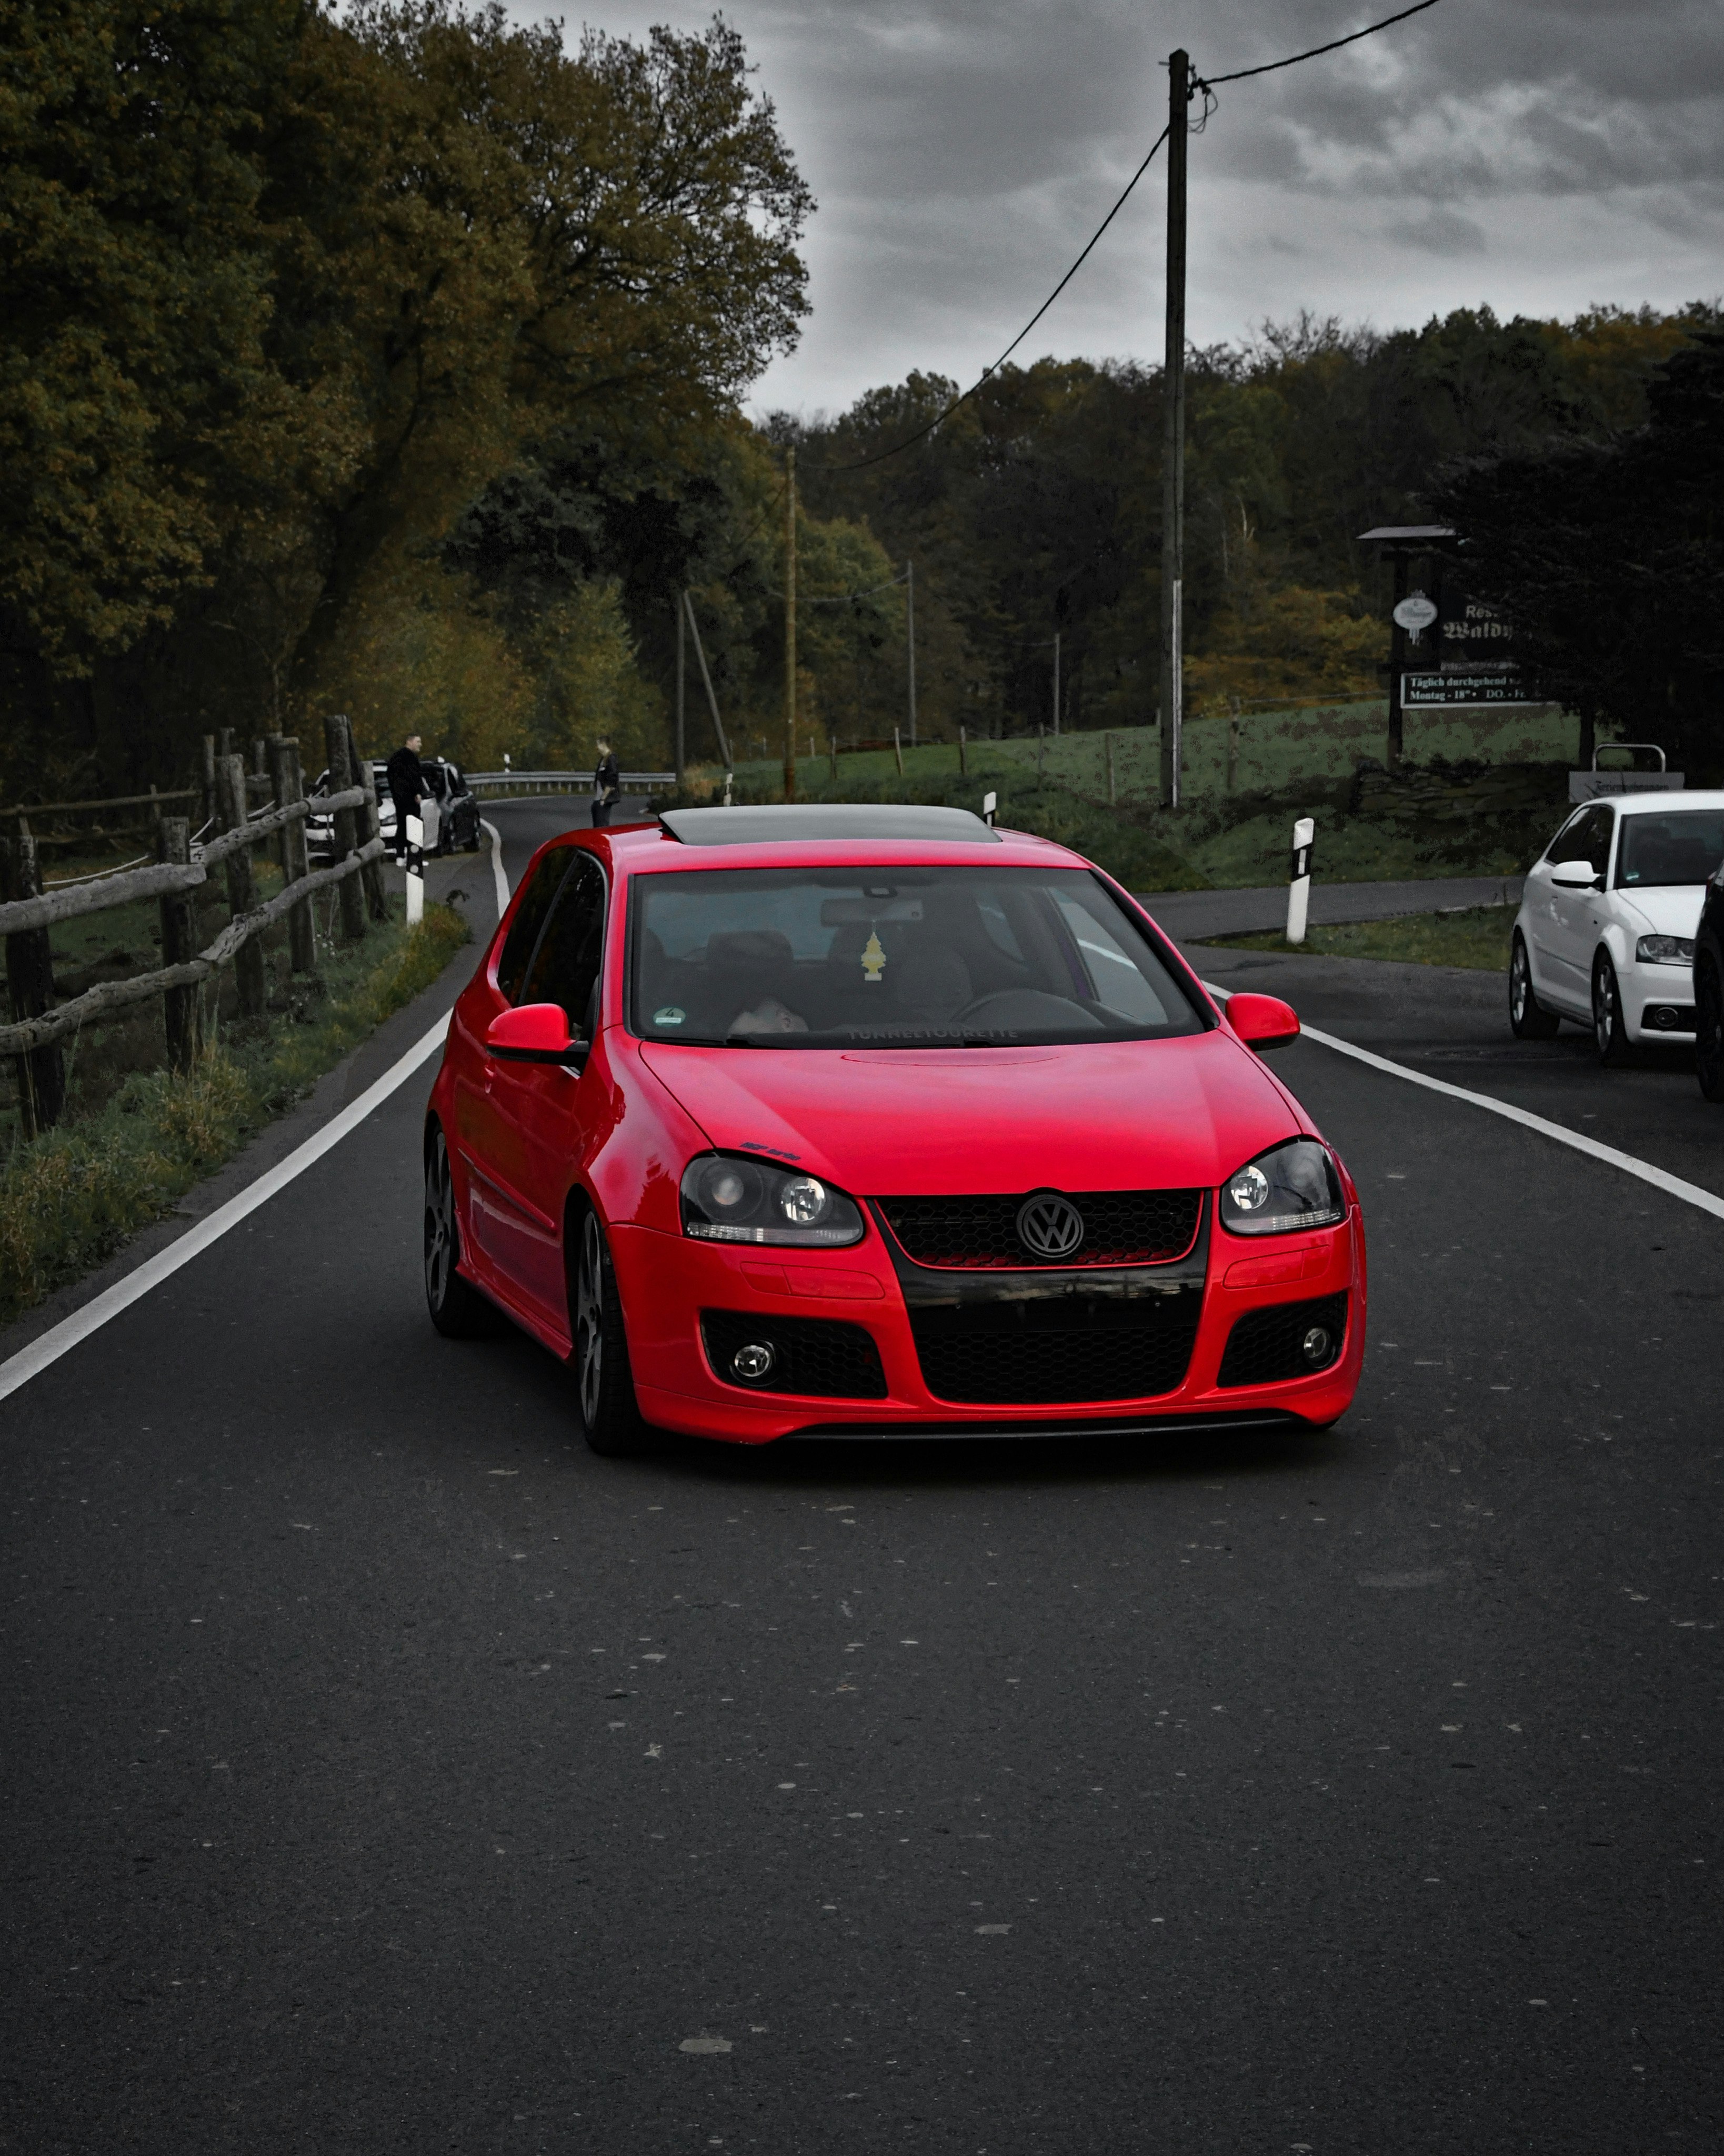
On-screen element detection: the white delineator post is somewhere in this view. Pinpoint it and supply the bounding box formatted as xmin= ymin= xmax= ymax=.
xmin=1286 ymin=815 xmax=1315 ymax=945
xmin=405 ymin=813 xmax=425 ymax=925
xmin=982 ymin=790 xmax=997 ymax=828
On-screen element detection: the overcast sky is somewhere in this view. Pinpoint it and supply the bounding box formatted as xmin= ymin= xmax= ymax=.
xmin=508 ymin=0 xmax=1724 ymax=418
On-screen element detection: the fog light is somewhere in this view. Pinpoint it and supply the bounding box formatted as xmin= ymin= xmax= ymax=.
xmin=1300 ymin=1325 xmax=1333 ymax=1366
xmin=731 ymin=1341 xmax=775 ymax=1381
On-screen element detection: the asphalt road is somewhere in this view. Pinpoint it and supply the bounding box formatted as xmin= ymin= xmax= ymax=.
xmin=4 ymin=815 xmax=1720 ymax=2155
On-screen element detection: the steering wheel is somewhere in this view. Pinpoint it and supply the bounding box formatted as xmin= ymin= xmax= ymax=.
xmin=952 ymin=989 xmax=1096 ymax=1027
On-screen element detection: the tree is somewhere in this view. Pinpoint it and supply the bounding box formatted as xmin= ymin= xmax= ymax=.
xmin=1432 ymin=330 xmax=1724 ymax=775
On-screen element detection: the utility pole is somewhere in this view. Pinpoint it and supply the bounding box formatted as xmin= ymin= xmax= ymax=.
xmin=1053 ymin=631 xmax=1061 ymax=737
xmin=1159 ymin=46 xmax=1189 ymax=810
xmin=675 ymin=589 xmax=687 ymax=791
xmin=783 ymin=447 xmax=797 ymax=802
xmin=906 ymin=560 xmax=917 ymax=746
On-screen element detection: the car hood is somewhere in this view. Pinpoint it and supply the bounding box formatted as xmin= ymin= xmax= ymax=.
xmin=1616 ymin=886 xmax=1706 ymax=937
xmin=637 ymin=1034 xmax=1303 ymax=1196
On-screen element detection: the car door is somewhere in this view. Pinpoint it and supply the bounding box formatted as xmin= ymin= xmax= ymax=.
xmin=453 ymin=847 xmax=577 ymax=1317
xmin=462 ymin=850 xmax=609 ymax=1331
xmin=1545 ymin=804 xmax=1616 ymax=1006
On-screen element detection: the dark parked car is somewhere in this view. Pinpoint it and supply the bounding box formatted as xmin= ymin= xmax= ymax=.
xmin=1695 ymin=861 xmax=1724 ymax=1100
xmin=307 ymin=757 xmax=482 ymax=861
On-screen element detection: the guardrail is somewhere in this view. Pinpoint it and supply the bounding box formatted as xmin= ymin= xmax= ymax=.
xmin=465 ymin=770 xmax=674 ymax=794
xmin=1 ymin=716 xmax=393 ymax=1136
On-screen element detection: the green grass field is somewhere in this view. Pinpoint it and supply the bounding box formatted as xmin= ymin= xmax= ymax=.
xmin=1202 ymin=904 xmax=1517 ymax=972
xmin=696 ymin=704 xmax=1575 ymax=893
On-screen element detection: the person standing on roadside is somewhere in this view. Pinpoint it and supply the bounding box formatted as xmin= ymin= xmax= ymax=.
xmin=592 ymin=736 xmax=620 ymax=827
xmin=386 ymin=733 xmax=426 ymax=859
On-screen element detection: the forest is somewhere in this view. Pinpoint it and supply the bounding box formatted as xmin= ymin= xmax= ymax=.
xmin=2 ymin=1 xmax=1720 ymax=797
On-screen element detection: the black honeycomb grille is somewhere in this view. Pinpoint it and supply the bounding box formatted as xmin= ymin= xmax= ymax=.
xmin=700 ymin=1309 xmax=887 ymax=1399
xmin=909 ymin=1295 xmax=1201 ymax=1405
xmin=1217 ymin=1293 xmax=1348 ymax=1389
xmin=880 ymin=1189 xmax=1202 ymax=1270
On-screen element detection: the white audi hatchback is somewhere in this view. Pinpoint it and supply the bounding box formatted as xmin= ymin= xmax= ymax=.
xmin=1511 ymin=793 xmax=1724 ymax=1061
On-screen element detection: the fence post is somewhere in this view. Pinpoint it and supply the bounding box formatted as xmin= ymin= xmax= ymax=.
xmin=323 ymin=714 xmax=367 ymax=943
xmin=268 ymin=734 xmax=317 ymax=976
xmin=218 ymin=754 xmax=267 ymax=1017
xmin=959 ymin=726 xmax=967 ymax=777
xmin=201 ymin=734 xmax=217 ymax=833
xmin=337 ymin=715 xmax=387 ymax=923
xmin=156 ymin=816 xmax=201 ymax=1072
xmin=0 ymin=820 xmax=66 ymax=1133
xmin=893 ymin=726 xmax=904 ymax=777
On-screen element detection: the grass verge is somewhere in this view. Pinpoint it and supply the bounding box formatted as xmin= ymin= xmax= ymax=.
xmin=0 ymin=901 xmax=468 ymax=1326
xmin=1201 ymin=904 xmax=1516 ymax=972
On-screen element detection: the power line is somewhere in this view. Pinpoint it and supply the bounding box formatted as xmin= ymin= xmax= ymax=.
xmin=780 ymin=0 xmax=1442 ymax=484
xmin=809 ymin=124 xmax=1172 ymax=476
xmin=1194 ymin=0 xmax=1442 ymax=90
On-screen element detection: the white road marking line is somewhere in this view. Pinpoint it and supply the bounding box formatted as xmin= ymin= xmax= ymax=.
xmin=480 ymin=819 xmax=510 ymax=915
xmin=0 ymin=1011 xmax=452 ymax=1408
xmin=1202 ymin=980 xmax=1724 ymax=1224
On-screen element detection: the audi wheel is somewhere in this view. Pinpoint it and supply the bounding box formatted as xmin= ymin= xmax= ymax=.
xmin=1509 ymin=934 xmax=1561 ymax=1040
xmin=1592 ymin=952 xmax=1630 ymax=1067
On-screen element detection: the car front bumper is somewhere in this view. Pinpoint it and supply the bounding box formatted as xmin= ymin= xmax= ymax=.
xmin=612 ymin=1206 xmax=1365 ymax=1443
xmin=1622 ymin=962 xmax=1697 ymax=1041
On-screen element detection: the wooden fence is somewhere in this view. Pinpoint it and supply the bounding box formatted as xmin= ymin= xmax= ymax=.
xmin=1 ymin=715 xmax=392 ymax=1136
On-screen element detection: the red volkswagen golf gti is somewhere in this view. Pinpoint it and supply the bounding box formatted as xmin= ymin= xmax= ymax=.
xmin=423 ymin=804 xmax=1365 ymax=1452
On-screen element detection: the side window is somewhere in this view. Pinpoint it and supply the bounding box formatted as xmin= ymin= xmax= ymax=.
xmin=1581 ymin=807 xmax=1616 ymax=874
xmin=495 ymin=851 xmax=575 ymax=1004
xmin=521 ymin=854 xmax=607 ymax=1035
xmin=1548 ymin=807 xmax=1609 ymax=871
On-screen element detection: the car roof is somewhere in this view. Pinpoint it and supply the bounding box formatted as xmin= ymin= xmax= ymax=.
xmin=1606 ymin=790 xmax=1724 ymax=814
xmin=592 ymin=814 xmax=1083 ymax=876
xmin=658 ymin=803 xmax=998 ymax=846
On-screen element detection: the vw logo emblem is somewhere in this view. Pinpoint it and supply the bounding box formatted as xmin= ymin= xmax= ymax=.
xmin=1016 ymin=1191 xmax=1085 ymax=1261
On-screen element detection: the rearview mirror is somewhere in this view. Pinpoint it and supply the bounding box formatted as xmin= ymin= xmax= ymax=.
xmin=1225 ymin=992 xmax=1300 ymax=1053
xmin=1550 ymin=859 xmax=1601 ymax=890
xmin=485 ymin=1003 xmax=585 ymax=1066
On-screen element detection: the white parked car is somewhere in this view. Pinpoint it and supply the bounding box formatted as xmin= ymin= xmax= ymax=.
xmin=1510 ymin=792 xmax=1724 ymax=1062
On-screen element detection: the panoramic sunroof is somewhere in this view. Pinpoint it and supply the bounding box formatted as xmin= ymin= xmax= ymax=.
xmin=658 ymin=803 xmax=1001 ymax=846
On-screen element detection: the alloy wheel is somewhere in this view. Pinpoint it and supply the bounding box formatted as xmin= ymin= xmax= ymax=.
xmin=425 ymin=1134 xmax=455 ymax=1309
xmin=576 ymin=1211 xmax=605 ymax=1426
xmin=1593 ymin=956 xmax=1622 ymax=1063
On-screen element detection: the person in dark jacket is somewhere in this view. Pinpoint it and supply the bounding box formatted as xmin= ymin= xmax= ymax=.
xmin=592 ymin=737 xmax=620 ymax=827
xmin=386 ymin=734 xmax=425 ymax=857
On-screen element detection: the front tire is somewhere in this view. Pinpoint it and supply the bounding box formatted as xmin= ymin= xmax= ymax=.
xmin=1592 ymin=951 xmax=1630 ymax=1066
xmin=1509 ymin=934 xmax=1561 ymax=1040
xmin=425 ymin=1127 xmax=505 ymax=1337
xmin=572 ymin=1207 xmax=653 ymax=1456
xmin=1697 ymin=957 xmax=1724 ymax=1102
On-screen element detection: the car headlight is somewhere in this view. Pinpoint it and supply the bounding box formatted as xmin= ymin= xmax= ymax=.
xmin=1220 ymin=1138 xmax=1346 ymax=1236
xmin=1636 ymin=935 xmax=1694 ymax=965
xmin=680 ymin=1153 xmax=865 ymax=1247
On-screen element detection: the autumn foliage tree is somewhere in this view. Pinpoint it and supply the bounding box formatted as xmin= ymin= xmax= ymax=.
xmin=0 ymin=1 xmax=811 ymax=791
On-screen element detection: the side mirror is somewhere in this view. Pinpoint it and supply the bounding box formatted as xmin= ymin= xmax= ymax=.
xmin=1226 ymin=991 xmax=1300 ymax=1053
xmin=485 ymin=1003 xmax=585 ymax=1066
xmin=1550 ymin=859 xmax=1601 ymax=890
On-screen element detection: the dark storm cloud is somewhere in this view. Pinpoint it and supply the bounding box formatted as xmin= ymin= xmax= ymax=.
xmin=514 ymin=0 xmax=1724 ymax=407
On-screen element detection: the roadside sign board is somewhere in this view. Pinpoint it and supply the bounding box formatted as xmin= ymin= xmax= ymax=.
xmin=1402 ymin=671 xmax=1539 ymax=707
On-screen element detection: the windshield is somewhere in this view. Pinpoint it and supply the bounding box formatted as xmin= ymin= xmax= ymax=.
xmin=630 ymin=867 xmax=1205 ymax=1047
xmin=1616 ymin=811 xmax=1724 ymax=889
